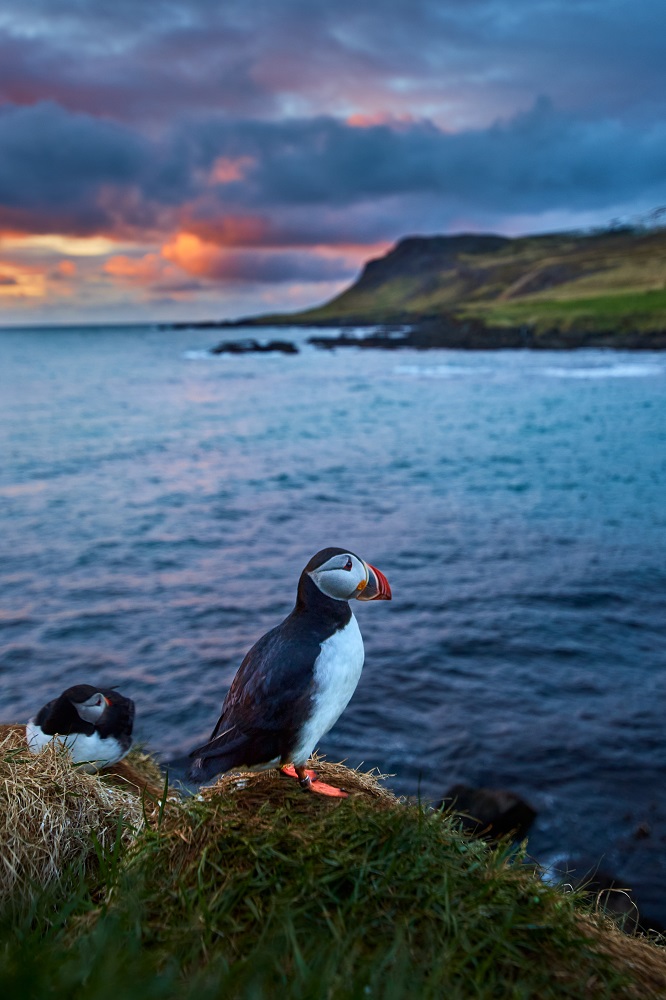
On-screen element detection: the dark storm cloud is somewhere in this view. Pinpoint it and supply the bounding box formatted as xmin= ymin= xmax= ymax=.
xmin=0 ymin=101 xmax=196 ymax=235
xmin=0 ymin=101 xmax=148 ymax=233
xmin=1 ymin=97 xmax=666 ymax=247
xmin=0 ymin=9 xmax=274 ymax=124
xmin=189 ymin=249 xmax=357 ymax=284
xmin=1 ymin=0 xmax=664 ymax=260
xmin=201 ymin=103 xmax=666 ymax=214
xmin=1 ymin=0 xmax=664 ymax=127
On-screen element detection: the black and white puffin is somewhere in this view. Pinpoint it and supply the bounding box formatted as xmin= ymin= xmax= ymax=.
xmin=189 ymin=547 xmax=391 ymax=797
xmin=26 ymin=684 xmax=135 ymax=771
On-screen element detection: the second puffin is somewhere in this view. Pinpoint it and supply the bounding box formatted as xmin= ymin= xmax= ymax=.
xmin=189 ymin=547 xmax=391 ymax=796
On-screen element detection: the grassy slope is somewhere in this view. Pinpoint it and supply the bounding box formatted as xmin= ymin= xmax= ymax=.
xmin=289 ymin=228 xmax=666 ymax=334
xmin=2 ymin=759 xmax=666 ymax=999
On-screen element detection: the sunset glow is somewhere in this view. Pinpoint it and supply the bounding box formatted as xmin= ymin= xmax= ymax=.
xmin=0 ymin=0 xmax=664 ymax=325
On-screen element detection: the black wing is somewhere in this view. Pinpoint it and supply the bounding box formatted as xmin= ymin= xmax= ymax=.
xmin=189 ymin=617 xmax=321 ymax=779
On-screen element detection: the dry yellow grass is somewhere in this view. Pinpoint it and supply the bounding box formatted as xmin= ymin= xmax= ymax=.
xmin=580 ymin=916 xmax=666 ymax=998
xmin=0 ymin=724 xmax=164 ymax=903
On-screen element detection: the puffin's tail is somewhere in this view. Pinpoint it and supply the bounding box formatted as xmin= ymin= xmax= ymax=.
xmin=188 ymin=754 xmax=222 ymax=784
xmin=188 ymin=727 xmax=280 ymax=785
xmin=187 ymin=731 xmax=248 ymax=784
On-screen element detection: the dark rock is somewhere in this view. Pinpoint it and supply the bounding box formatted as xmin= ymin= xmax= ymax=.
xmin=308 ymin=329 xmax=411 ymax=350
xmin=210 ymin=338 xmax=298 ymax=355
xmin=437 ymin=783 xmax=537 ymax=841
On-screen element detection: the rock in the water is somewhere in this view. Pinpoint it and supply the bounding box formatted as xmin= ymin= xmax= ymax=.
xmin=210 ymin=338 xmax=298 ymax=355
xmin=308 ymin=329 xmax=411 ymax=350
xmin=437 ymin=783 xmax=537 ymax=841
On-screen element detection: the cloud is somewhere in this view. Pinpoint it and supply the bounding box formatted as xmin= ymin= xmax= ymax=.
xmin=172 ymin=101 xmax=666 ymax=243
xmin=51 ymin=259 xmax=77 ymax=280
xmin=105 ymin=253 xmax=170 ymax=285
xmin=1 ymin=0 xmax=664 ymax=132
xmin=0 ymin=101 xmax=152 ymax=235
xmin=161 ymin=232 xmax=357 ymax=284
xmin=2 ymin=95 xmax=666 ymax=260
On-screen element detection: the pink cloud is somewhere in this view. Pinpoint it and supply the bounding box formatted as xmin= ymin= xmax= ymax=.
xmin=208 ymin=156 xmax=256 ymax=184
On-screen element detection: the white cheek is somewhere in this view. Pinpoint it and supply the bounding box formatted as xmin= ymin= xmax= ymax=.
xmin=77 ymin=703 xmax=106 ymax=724
xmin=315 ymin=569 xmax=363 ymax=600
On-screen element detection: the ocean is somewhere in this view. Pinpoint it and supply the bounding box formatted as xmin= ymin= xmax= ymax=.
xmin=1 ymin=325 xmax=665 ymax=921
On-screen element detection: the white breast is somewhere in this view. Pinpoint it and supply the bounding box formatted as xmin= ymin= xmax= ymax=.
xmin=291 ymin=613 xmax=365 ymax=766
xmin=25 ymin=723 xmax=128 ymax=772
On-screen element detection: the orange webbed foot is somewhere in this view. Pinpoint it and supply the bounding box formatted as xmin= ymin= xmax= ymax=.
xmin=280 ymin=764 xmax=348 ymax=798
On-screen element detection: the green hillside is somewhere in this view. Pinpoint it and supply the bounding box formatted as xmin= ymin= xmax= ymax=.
xmin=288 ymin=227 xmax=666 ymax=337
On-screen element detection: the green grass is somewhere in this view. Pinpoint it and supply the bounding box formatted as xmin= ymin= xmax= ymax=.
xmin=473 ymin=288 xmax=666 ymax=333
xmin=2 ymin=765 xmax=665 ymax=999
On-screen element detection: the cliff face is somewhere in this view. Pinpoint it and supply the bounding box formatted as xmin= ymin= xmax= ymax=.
xmin=354 ymin=233 xmax=510 ymax=290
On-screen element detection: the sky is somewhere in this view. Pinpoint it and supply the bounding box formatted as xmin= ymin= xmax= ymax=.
xmin=0 ymin=0 xmax=665 ymax=326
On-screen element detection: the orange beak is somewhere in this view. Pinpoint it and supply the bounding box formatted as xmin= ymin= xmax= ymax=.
xmin=356 ymin=562 xmax=392 ymax=601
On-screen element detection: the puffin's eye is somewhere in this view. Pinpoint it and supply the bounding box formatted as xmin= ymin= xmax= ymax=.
xmin=343 ymin=557 xmax=353 ymax=571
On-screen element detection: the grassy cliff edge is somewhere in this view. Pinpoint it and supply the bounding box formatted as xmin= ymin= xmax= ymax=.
xmin=1 ymin=728 xmax=666 ymax=999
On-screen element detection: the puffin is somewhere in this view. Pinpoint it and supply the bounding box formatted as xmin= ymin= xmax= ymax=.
xmin=26 ymin=684 xmax=135 ymax=772
xmin=189 ymin=547 xmax=391 ymax=796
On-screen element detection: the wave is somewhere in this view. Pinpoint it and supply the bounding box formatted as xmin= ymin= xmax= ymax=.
xmin=394 ymin=363 xmax=493 ymax=378
xmin=182 ymin=349 xmax=215 ymax=360
xmin=543 ymin=363 xmax=664 ymax=379
xmin=395 ymin=360 xmax=665 ymax=380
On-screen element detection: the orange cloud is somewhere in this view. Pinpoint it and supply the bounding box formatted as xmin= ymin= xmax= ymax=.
xmin=0 ymin=261 xmax=47 ymax=299
xmin=57 ymin=260 xmax=77 ymax=277
xmin=104 ymin=250 xmax=204 ymax=296
xmin=161 ymin=233 xmax=223 ymax=278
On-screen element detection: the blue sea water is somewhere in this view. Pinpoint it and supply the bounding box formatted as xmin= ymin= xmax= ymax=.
xmin=1 ymin=325 xmax=665 ymax=920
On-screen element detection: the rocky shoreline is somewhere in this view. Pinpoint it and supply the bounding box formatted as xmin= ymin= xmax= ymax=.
xmin=201 ymin=317 xmax=666 ymax=356
xmin=307 ymin=316 xmax=666 ymax=350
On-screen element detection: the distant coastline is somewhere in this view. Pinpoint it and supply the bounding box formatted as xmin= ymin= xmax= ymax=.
xmin=161 ymin=226 xmax=666 ymax=350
